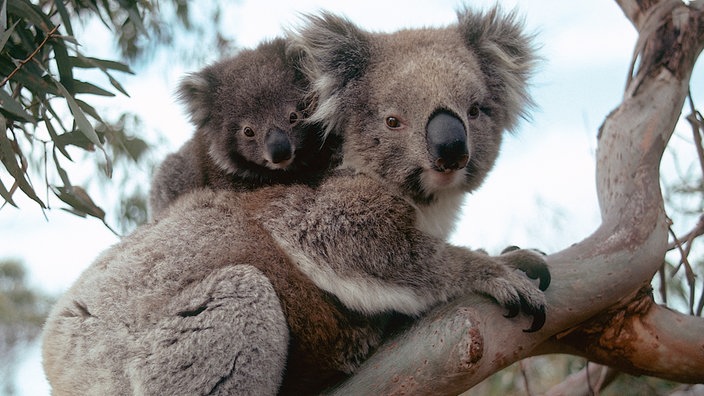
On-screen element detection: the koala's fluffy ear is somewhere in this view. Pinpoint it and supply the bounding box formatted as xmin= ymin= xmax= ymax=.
xmin=178 ymin=69 xmax=218 ymax=128
xmin=289 ymin=12 xmax=371 ymax=134
xmin=457 ymin=6 xmax=537 ymax=131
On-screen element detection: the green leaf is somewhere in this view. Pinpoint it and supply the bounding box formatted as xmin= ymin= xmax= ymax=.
xmin=68 ymin=55 xmax=131 ymax=97
xmin=51 ymin=148 xmax=71 ymax=188
xmin=6 ymin=0 xmax=53 ymax=32
xmin=0 ymin=126 xmax=45 ymax=208
xmin=0 ymin=58 xmax=58 ymax=96
xmin=53 ymin=130 xmax=93 ymax=151
xmin=0 ymin=177 xmax=17 ymax=207
xmin=53 ymin=38 xmax=75 ymax=94
xmin=0 ymin=115 xmax=17 ymax=207
xmin=52 ymin=77 xmax=113 ymax=177
xmin=126 ymin=6 xmax=148 ymax=36
xmin=0 ymin=20 xmax=20 ymax=51
xmin=42 ymin=110 xmax=72 ymax=160
xmin=74 ymin=98 xmax=105 ymax=124
xmin=107 ymin=73 xmax=129 ymax=97
xmin=53 ymin=0 xmax=74 ymax=37
xmin=0 ymin=88 xmax=34 ymax=122
xmin=73 ymin=80 xmax=115 ymax=97
xmin=51 ymin=185 xmax=117 ymax=237
xmin=69 ymin=55 xmax=134 ymax=74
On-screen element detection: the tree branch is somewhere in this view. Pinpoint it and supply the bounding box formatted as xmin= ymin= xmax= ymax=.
xmin=330 ymin=1 xmax=704 ymax=393
xmin=549 ymin=289 xmax=704 ymax=383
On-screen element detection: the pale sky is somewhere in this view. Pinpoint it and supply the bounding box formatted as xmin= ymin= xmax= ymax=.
xmin=5 ymin=0 xmax=699 ymax=394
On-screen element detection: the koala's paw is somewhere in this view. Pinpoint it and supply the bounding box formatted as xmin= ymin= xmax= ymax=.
xmin=480 ymin=268 xmax=547 ymax=333
xmin=500 ymin=246 xmax=551 ymax=291
xmin=480 ymin=249 xmax=549 ymax=332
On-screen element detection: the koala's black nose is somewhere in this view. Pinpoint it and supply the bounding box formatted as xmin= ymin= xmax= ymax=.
xmin=426 ymin=111 xmax=469 ymax=172
xmin=265 ymin=128 xmax=293 ymax=164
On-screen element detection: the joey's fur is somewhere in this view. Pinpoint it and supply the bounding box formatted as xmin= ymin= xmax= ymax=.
xmin=42 ymin=7 xmax=549 ymax=395
xmin=149 ymin=38 xmax=336 ymax=218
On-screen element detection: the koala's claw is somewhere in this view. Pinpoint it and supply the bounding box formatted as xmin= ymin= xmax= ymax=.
xmin=503 ymin=302 xmax=520 ymax=319
xmin=502 ymin=295 xmax=546 ymax=332
xmin=501 ymin=295 xmax=546 ymax=332
xmin=501 ymin=245 xmax=521 ymax=254
xmin=500 ymin=247 xmax=551 ymax=291
xmin=526 ymin=308 xmax=546 ymax=333
xmin=526 ymin=265 xmax=551 ymax=291
xmin=489 ymin=248 xmax=550 ymax=331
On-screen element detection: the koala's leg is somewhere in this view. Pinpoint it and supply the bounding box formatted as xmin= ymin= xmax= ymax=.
xmin=128 ymin=264 xmax=289 ymax=396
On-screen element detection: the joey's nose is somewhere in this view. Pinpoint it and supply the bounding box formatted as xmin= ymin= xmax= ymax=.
xmin=426 ymin=111 xmax=469 ymax=172
xmin=265 ymin=128 xmax=293 ymax=164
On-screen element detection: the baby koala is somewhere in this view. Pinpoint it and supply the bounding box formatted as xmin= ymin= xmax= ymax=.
xmin=149 ymin=37 xmax=333 ymax=219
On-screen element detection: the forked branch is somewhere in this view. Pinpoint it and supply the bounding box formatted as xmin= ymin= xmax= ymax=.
xmin=328 ymin=0 xmax=704 ymax=393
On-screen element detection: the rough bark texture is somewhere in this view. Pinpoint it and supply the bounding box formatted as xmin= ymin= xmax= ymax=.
xmin=329 ymin=0 xmax=704 ymax=393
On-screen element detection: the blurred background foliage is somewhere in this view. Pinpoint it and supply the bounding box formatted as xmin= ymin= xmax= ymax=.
xmin=0 ymin=259 xmax=52 ymax=395
xmin=0 ymin=0 xmax=702 ymax=395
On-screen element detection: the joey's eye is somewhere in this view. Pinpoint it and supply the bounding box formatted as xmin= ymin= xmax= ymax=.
xmin=289 ymin=111 xmax=300 ymax=124
xmin=468 ymin=104 xmax=481 ymax=119
xmin=385 ymin=116 xmax=401 ymax=129
xmin=243 ymin=127 xmax=255 ymax=137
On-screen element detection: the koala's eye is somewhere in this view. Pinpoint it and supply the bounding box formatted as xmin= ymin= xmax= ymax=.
xmin=468 ymin=104 xmax=481 ymax=119
xmin=243 ymin=127 xmax=255 ymax=137
xmin=385 ymin=116 xmax=402 ymax=129
xmin=289 ymin=111 xmax=300 ymax=124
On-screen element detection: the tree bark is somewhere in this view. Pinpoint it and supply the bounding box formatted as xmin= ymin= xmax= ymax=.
xmin=328 ymin=0 xmax=704 ymax=394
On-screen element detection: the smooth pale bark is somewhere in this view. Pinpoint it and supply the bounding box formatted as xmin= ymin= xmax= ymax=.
xmin=327 ymin=1 xmax=704 ymax=394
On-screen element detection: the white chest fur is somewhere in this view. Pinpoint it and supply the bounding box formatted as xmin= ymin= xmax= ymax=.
xmin=414 ymin=190 xmax=465 ymax=240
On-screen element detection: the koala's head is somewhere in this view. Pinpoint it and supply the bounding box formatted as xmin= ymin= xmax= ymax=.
xmin=178 ymin=38 xmax=317 ymax=178
xmin=293 ymin=7 xmax=536 ymax=204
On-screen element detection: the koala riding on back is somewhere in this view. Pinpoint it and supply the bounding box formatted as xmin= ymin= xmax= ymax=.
xmin=149 ymin=37 xmax=334 ymax=218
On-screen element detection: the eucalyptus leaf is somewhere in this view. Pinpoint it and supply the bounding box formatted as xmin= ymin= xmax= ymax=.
xmin=53 ymin=78 xmax=113 ymax=177
xmin=52 ymin=149 xmax=72 ymax=189
xmin=43 ymin=111 xmax=72 ymax=160
xmin=0 ymin=20 xmax=19 ymax=51
xmin=53 ymin=0 xmax=74 ymax=37
xmin=0 ymin=115 xmax=17 ymax=207
xmin=0 ymin=177 xmax=17 ymax=207
xmin=0 ymin=129 xmax=45 ymax=208
xmin=73 ymin=80 xmax=115 ymax=97
xmin=53 ymin=38 xmax=75 ymax=93
xmin=69 ymin=55 xmax=134 ymax=74
xmin=0 ymin=88 xmax=34 ymax=122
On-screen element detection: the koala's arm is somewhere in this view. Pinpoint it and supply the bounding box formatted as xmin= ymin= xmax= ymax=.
xmin=149 ymin=142 xmax=203 ymax=219
xmin=262 ymin=175 xmax=548 ymax=331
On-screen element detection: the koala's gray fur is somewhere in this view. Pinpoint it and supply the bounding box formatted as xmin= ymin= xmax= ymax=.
xmin=42 ymin=7 xmax=549 ymax=395
xmin=149 ymin=37 xmax=336 ymax=219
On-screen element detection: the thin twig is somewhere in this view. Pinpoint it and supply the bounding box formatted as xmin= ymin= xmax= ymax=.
xmin=585 ymin=361 xmax=599 ymax=396
xmin=518 ymin=359 xmax=533 ymax=396
xmin=0 ymin=25 xmax=60 ymax=88
xmin=697 ymin=281 xmax=704 ymax=316
xmin=667 ymin=224 xmax=697 ymax=315
xmin=686 ymin=91 xmax=704 ymax=178
xmin=667 ymin=214 xmax=704 ymax=251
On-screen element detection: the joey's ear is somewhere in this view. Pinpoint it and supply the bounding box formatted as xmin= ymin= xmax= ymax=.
xmin=177 ymin=68 xmax=218 ymax=128
xmin=457 ymin=6 xmax=538 ymax=131
xmin=288 ymin=12 xmax=371 ymax=134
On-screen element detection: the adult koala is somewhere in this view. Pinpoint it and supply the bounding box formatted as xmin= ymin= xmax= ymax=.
xmin=42 ymin=7 xmax=548 ymax=395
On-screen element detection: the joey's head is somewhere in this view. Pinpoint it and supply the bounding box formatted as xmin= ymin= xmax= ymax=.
xmin=293 ymin=7 xmax=536 ymax=204
xmin=178 ymin=38 xmax=317 ymax=177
